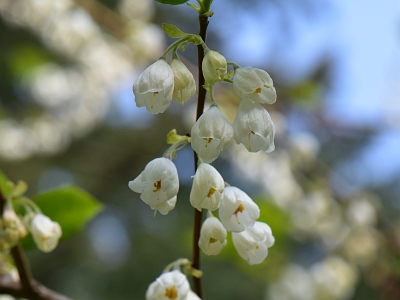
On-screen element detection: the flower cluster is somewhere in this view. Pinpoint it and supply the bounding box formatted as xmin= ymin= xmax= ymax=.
xmin=129 ymin=19 xmax=278 ymax=298
xmin=0 ymin=181 xmax=62 ymax=253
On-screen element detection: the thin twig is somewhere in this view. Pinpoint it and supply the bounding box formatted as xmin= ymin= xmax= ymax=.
xmin=192 ymin=14 xmax=209 ymax=299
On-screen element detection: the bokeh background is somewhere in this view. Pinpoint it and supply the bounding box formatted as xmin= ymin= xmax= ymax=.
xmin=0 ymin=0 xmax=400 ymax=299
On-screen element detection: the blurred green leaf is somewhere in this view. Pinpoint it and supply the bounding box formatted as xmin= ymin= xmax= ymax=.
xmin=0 ymin=169 xmax=11 ymax=197
xmin=22 ymin=185 xmax=103 ymax=249
xmin=7 ymin=44 xmax=53 ymax=77
xmin=156 ymin=0 xmax=187 ymax=5
xmin=286 ymin=80 xmax=319 ymax=106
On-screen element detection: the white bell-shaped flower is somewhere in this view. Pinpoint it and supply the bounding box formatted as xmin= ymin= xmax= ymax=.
xmin=233 ymin=100 xmax=275 ymax=153
xmin=129 ymin=158 xmax=179 ymax=214
xmin=186 ymin=290 xmax=202 ymax=300
xmin=232 ymin=221 xmax=275 ymax=265
xmin=219 ymin=186 xmax=260 ymax=232
xmin=146 ymin=270 xmax=190 ymax=300
xmin=198 ymin=215 xmax=227 ymax=256
xmin=233 ymin=67 xmax=276 ymax=104
xmin=190 ymin=163 xmax=225 ymax=211
xmin=191 ymin=106 xmax=234 ymax=163
xmin=133 ymin=59 xmax=174 ymax=114
xmin=170 ymin=59 xmax=196 ymax=105
xmin=202 ymin=50 xmax=227 ymax=85
xmin=30 ymin=214 xmax=62 ymax=253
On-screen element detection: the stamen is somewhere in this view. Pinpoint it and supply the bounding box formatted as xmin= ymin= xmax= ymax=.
xmin=248 ymin=131 xmax=255 ymax=151
xmin=251 ymin=249 xmax=257 ymax=258
xmin=209 ymin=237 xmax=217 ymax=244
xmin=255 ymin=87 xmax=262 ymax=93
xmin=233 ymin=203 xmax=245 ymax=224
xmin=165 ymin=285 xmax=178 ymax=299
xmin=202 ymin=137 xmax=213 ymax=147
xmin=151 ymin=92 xmax=158 ymax=109
xmin=208 ymin=237 xmax=217 ymax=252
xmin=153 ymin=180 xmax=162 ymax=192
xmin=208 ymin=187 xmax=217 ymax=209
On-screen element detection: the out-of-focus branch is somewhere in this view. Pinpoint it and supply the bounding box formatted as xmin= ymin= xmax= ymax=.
xmin=0 ymin=187 xmax=73 ymax=300
xmin=73 ymin=0 xmax=128 ymax=39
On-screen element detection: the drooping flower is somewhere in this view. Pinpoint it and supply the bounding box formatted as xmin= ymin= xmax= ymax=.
xmin=219 ymin=186 xmax=260 ymax=232
xmin=198 ymin=215 xmax=227 ymax=256
xmin=191 ymin=106 xmax=234 ymax=163
xmin=132 ymin=59 xmax=174 ymax=114
xmin=190 ymin=163 xmax=225 ymax=211
xmin=233 ymin=100 xmax=275 ymax=153
xmin=170 ymin=59 xmax=196 ymax=105
xmin=29 ymin=214 xmax=62 ymax=253
xmin=202 ymin=50 xmax=227 ymax=85
xmin=186 ymin=290 xmax=202 ymax=300
xmin=233 ymin=67 xmax=276 ymax=104
xmin=232 ymin=221 xmax=275 ymax=265
xmin=129 ymin=157 xmax=179 ymax=214
xmin=146 ymin=270 xmax=190 ymax=300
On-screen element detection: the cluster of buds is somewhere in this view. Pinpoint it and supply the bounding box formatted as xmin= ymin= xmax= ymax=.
xmin=0 ymin=181 xmax=62 ymax=253
xmin=129 ymin=20 xmax=277 ymax=298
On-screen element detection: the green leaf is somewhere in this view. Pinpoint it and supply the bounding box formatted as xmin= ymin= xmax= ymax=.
xmin=162 ymin=23 xmax=188 ymax=38
xmin=156 ymin=0 xmax=187 ymax=5
xmin=22 ymin=185 xmax=103 ymax=249
xmin=0 ymin=169 xmax=11 ymax=197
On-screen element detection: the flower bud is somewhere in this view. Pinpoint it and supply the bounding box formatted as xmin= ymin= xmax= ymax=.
xmin=129 ymin=157 xmax=179 ymax=215
xmin=232 ymin=221 xmax=275 ymax=265
xmin=191 ymin=106 xmax=234 ymax=163
xmin=30 ymin=214 xmax=62 ymax=252
xmin=133 ymin=59 xmax=174 ymax=114
xmin=198 ymin=216 xmax=227 ymax=256
xmin=233 ymin=100 xmax=275 ymax=153
xmin=146 ymin=270 xmax=190 ymax=300
xmin=3 ymin=209 xmax=27 ymax=240
xmin=233 ymin=67 xmax=276 ymax=104
xmin=219 ymin=186 xmax=260 ymax=232
xmin=170 ymin=59 xmax=196 ymax=105
xmin=190 ymin=163 xmax=224 ymax=212
xmin=202 ymin=50 xmax=227 ymax=85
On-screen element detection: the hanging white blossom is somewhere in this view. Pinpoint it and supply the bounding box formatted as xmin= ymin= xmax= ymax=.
xmin=145 ymin=270 xmax=190 ymax=300
xmin=233 ymin=67 xmax=276 ymax=104
xmin=29 ymin=214 xmax=62 ymax=253
xmin=190 ymin=163 xmax=225 ymax=211
xmin=191 ymin=106 xmax=234 ymax=163
xmin=232 ymin=221 xmax=275 ymax=265
xmin=170 ymin=58 xmax=196 ymax=105
xmin=129 ymin=157 xmax=179 ymax=214
xmin=219 ymin=186 xmax=260 ymax=232
xmin=198 ymin=215 xmax=227 ymax=256
xmin=233 ymin=100 xmax=275 ymax=153
xmin=133 ymin=59 xmax=174 ymax=114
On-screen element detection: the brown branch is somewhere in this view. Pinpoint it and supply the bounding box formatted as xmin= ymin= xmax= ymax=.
xmin=0 ymin=186 xmax=73 ymax=300
xmin=73 ymin=0 xmax=128 ymax=39
xmin=192 ymin=14 xmax=209 ymax=300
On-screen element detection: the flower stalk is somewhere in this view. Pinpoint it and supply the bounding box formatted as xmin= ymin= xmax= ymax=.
xmin=192 ymin=13 xmax=210 ymax=299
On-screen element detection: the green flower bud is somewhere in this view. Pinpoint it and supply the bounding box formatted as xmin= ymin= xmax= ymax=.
xmin=202 ymin=50 xmax=227 ymax=85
